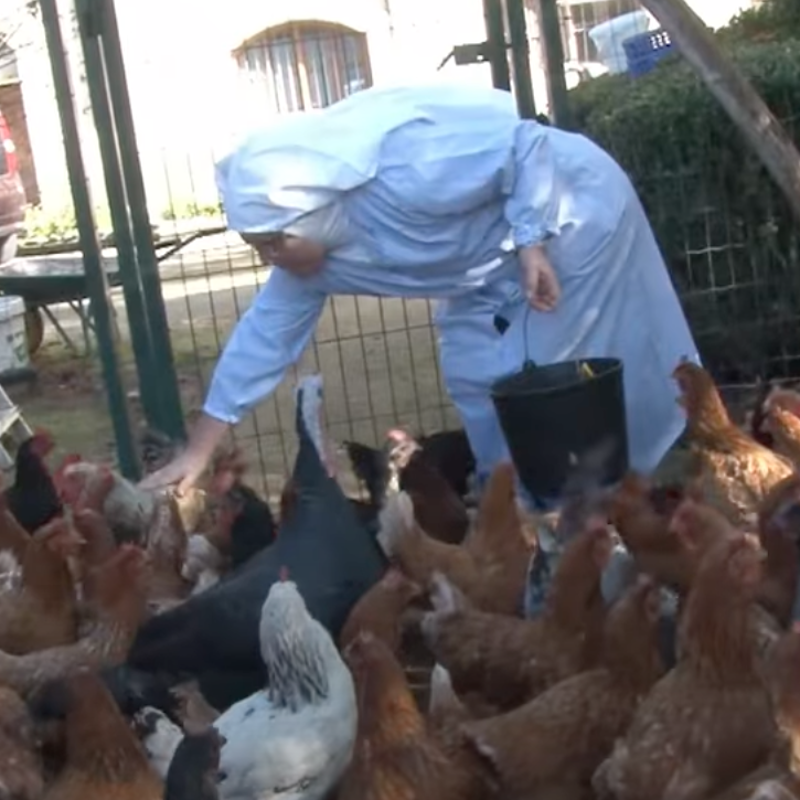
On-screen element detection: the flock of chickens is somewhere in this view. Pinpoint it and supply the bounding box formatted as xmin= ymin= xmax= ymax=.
xmin=0 ymin=362 xmax=800 ymax=799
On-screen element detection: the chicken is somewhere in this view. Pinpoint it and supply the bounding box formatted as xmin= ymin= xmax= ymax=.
xmin=594 ymin=532 xmax=777 ymax=800
xmin=746 ymin=377 xmax=777 ymax=450
xmin=182 ymin=533 xmax=225 ymax=595
xmin=144 ymin=494 xmax=191 ymax=610
xmin=212 ymin=577 xmax=357 ymax=800
xmin=339 ymin=566 xmax=422 ymax=653
xmin=127 ymin=375 xmax=386 ymax=714
xmin=420 ymin=519 xmax=613 ymax=711
xmin=0 ymin=517 xmax=83 ymax=654
xmin=378 ymin=461 xmax=531 ymax=615
xmin=764 ymin=389 xmax=800 ymax=468
xmin=755 ymin=475 xmax=800 ymax=626
xmin=54 ymin=457 xmax=158 ymax=545
xmin=0 ymin=685 xmax=44 ymax=799
xmin=42 ymin=671 xmax=162 ymax=800
xmin=0 ymin=485 xmax=32 ymax=561
xmin=384 ymin=428 xmax=470 ymax=544
xmin=165 ymin=726 xmax=225 ymax=800
xmin=460 ymin=575 xmax=664 ymax=799
xmin=133 ymin=706 xmax=184 ymax=781
xmin=206 ymin=449 xmax=276 ymax=569
xmin=706 ymin=628 xmax=800 ymax=800
xmin=609 ymin=473 xmax=692 ymax=592
xmin=673 ymin=360 xmax=793 ymax=527
xmin=5 ymin=430 xmax=61 ymax=535
xmin=0 ymin=544 xmax=149 ymax=697
xmin=337 ymin=631 xmax=489 ymax=800
xmin=171 ymin=680 xmax=220 ymax=730
xmin=344 ymin=428 xmax=475 ymax=505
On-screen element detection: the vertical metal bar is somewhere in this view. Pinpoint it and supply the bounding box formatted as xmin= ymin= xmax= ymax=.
xmin=38 ymin=0 xmax=139 ymax=479
xmin=483 ymin=0 xmax=511 ymax=90
xmin=506 ymin=0 xmax=537 ymax=119
xmin=538 ymin=0 xmax=572 ymax=127
xmin=95 ymin=0 xmax=186 ymax=441
xmin=74 ymin=0 xmax=161 ymax=428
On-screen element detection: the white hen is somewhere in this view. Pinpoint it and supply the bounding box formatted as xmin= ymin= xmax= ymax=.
xmin=214 ymin=578 xmax=358 ymax=800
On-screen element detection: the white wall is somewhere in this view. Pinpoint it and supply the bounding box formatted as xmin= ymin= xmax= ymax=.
xmin=15 ymin=0 xmax=757 ymax=214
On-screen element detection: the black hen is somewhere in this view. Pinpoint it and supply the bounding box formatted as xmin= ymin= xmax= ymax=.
xmin=126 ymin=374 xmax=386 ymax=704
xmin=5 ymin=430 xmax=61 ymax=533
xmin=208 ymin=450 xmax=276 ymax=570
xmin=343 ymin=427 xmax=475 ymax=505
xmin=165 ymin=727 xmax=225 ymax=800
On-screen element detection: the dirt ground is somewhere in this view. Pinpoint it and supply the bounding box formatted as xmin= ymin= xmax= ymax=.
xmin=7 ymin=242 xmax=460 ymax=500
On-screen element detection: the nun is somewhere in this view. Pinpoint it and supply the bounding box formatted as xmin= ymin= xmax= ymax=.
xmin=140 ymin=81 xmax=698 ymax=496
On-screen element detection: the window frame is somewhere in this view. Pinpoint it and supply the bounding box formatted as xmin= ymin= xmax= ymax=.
xmin=234 ymin=21 xmax=373 ymax=114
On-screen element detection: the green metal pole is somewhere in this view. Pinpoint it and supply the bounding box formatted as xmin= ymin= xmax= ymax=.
xmin=506 ymin=0 xmax=537 ymax=119
xmin=74 ymin=0 xmax=161 ymax=429
xmin=537 ymin=0 xmax=572 ymax=128
xmin=483 ymin=0 xmax=511 ymax=90
xmin=97 ymin=0 xmax=185 ymax=442
xmin=38 ymin=0 xmax=139 ymax=479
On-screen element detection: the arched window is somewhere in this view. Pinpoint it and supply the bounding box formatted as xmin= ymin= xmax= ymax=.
xmin=235 ymin=21 xmax=373 ymax=114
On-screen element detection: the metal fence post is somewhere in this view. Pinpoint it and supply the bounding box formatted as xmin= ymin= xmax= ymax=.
xmin=74 ymin=0 xmax=162 ymax=428
xmin=506 ymin=0 xmax=537 ymax=119
xmin=537 ymin=0 xmax=572 ymax=127
xmin=483 ymin=0 xmax=511 ymax=90
xmin=96 ymin=0 xmax=185 ymax=441
xmin=38 ymin=0 xmax=139 ymax=479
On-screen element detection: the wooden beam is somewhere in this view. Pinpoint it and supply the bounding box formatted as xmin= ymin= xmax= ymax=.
xmin=638 ymin=0 xmax=800 ymax=224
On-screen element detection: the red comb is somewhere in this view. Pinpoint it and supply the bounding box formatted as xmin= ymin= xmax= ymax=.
xmin=386 ymin=428 xmax=410 ymax=443
xmin=279 ymin=566 xmax=289 ymax=582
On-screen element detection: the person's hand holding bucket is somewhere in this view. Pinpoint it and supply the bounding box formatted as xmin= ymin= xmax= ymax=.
xmin=520 ymin=244 xmax=561 ymax=312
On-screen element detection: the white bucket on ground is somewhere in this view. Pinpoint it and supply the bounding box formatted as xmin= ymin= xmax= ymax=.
xmin=0 ymin=296 xmax=29 ymax=373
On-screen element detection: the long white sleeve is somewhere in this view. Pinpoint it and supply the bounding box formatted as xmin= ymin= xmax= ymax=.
xmin=203 ymin=268 xmax=326 ymax=424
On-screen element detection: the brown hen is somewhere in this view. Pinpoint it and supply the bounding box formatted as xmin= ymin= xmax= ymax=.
xmin=708 ymin=628 xmax=800 ymax=799
xmin=594 ymin=532 xmax=778 ymax=800
xmin=377 ymin=462 xmax=532 ymax=615
xmin=42 ymin=671 xmax=162 ymax=800
xmin=673 ymin=360 xmax=793 ymax=528
xmin=0 ymin=544 xmax=149 ymax=697
xmin=0 ymin=685 xmax=44 ymax=799
xmin=337 ymin=632 xmax=490 ymax=800
xmin=339 ymin=566 xmax=422 ymax=653
xmin=0 ymin=517 xmax=83 ymax=655
xmin=420 ymin=519 xmax=612 ymax=711
xmin=461 ymin=574 xmax=664 ymax=799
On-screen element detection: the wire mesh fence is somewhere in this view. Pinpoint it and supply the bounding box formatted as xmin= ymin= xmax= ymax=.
xmin=5 ymin=0 xmax=796 ymax=500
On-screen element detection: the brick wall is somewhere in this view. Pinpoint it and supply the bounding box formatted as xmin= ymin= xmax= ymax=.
xmin=0 ymin=81 xmax=40 ymax=206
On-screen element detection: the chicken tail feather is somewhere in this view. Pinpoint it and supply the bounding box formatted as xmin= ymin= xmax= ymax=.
xmin=428 ymin=664 xmax=464 ymax=719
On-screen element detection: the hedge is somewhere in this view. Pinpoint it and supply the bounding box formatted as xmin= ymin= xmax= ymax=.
xmin=569 ymin=38 xmax=800 ymax=383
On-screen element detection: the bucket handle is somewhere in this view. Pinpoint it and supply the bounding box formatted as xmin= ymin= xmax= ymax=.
xmin=518 ymin=306 xmax=593 ymax=380
xmin=520 ymin=305 xmax=537 ymax=372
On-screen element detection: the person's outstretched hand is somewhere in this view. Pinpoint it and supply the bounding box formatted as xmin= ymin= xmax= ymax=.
xmin=138 ymin=414 xmax=229 ymax=495
xmin=520 ymin=244 xmax=561 ymax=312
xmin=138 ymin=449 xmax=210 ymax=495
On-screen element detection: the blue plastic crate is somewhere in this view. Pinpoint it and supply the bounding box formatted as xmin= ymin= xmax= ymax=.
xmin=623 ymin=29 xmax=675 ymax=77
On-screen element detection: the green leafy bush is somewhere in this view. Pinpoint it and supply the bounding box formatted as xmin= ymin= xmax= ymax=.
xmin=570 ymin=39 xmax=800 ymax=381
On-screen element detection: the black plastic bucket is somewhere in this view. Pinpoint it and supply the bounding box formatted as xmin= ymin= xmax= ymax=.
xmin=491 ymin=358 xmax=629 ymax=500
